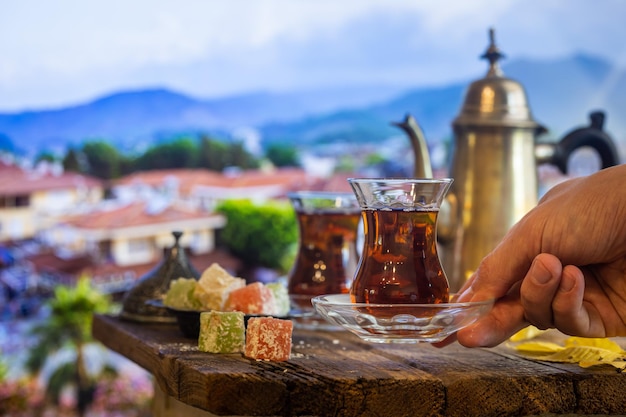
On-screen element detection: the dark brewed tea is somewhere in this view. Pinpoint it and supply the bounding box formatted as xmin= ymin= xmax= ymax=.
xmin=288 ymin=210 xmax=361 ymax=308
xmin=350 ymin=208 xmax=449 ymax=305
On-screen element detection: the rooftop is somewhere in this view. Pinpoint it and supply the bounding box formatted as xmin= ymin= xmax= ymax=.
xmin=0 ymin=160 xmax=103 ymax=195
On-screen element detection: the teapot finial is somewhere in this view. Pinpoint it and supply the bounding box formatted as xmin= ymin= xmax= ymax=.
xmin=481 ymin=27 xmax=505 ymax=77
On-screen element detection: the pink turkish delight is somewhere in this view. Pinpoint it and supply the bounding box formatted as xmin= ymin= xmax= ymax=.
xmin=244 ymin=317 xmax=293 ymax=362
xmin=226 ymin=282 xmax=276 ymax=315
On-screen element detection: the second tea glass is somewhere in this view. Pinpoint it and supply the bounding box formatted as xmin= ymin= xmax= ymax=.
xmin=287 ymin=191 xmax=361 ymax=323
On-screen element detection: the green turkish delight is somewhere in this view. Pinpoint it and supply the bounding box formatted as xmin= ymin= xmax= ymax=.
xmin=198 ymin=311 xmax=245 ymax=353
xmin=266 ymin=282 xmax=290 ymax=316
xmin=163 ymin=277 xmax=201 ymax=310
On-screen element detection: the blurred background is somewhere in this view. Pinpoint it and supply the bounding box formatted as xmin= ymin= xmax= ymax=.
xmin=1 ymin=1 xmax=625 ymax=415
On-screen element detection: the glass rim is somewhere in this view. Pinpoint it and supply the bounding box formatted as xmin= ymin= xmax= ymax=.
xmin=311 ymin=293 xmax=494 ymax=309
xmin=287 ymin=191 xmax=357 ymax=199
xmin=347 ymin=177 xmax=453 ymax=184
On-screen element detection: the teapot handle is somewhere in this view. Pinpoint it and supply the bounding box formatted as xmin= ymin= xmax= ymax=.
xmin=548 ymin=111 xmax=620 ymax=174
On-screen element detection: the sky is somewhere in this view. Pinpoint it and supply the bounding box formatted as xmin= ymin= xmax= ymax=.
xmin=1 ymin=0 xmax=626 ymax=112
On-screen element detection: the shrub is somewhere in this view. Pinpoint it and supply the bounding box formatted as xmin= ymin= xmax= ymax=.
xmin=217 ymin=199 xmax=297 ymax=274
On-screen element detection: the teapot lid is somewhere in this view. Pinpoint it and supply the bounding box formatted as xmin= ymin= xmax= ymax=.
xmin=453 ymin=28 xmax=542 ymax=129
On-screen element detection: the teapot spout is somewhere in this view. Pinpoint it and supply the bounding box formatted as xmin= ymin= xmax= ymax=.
xmin=393 ymin=114 xmax=433 ymax=178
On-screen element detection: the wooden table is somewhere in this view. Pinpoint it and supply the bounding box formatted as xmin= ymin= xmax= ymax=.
xmin=92 ymin=314 xmax=626 ymax=417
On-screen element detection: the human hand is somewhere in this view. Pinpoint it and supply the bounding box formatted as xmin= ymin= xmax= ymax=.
xmin=442 ymin=164 xmax=626 ymax=347
xmin=520 ymin=252 xmax=626 ymax=338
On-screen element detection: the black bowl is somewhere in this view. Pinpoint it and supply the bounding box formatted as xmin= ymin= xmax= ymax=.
xmin=169 ymin=308 xmax=202 ymax=338
xmin=145 ymin=299 xmax=293 ymax=339
xmin=145 ymin=299 xmax=203 ymax=338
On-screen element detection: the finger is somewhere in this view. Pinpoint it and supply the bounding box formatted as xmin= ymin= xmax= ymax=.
xmin=551 ymin=265 xmax=602 ymax=337
xmin=455 ymin=274 xmax=476 ymax=302
xmin=432 ymin=333 xmax=457 ymax=348
xmin=456 ymin=292 xmax=527 ymax=347
xmin=520 ymin=254 xmax=563 ymax=329
xmin=434 ymin=275 xmax=478 ymax=347
xmin=462 ymin=229 xmax=537 ymax=304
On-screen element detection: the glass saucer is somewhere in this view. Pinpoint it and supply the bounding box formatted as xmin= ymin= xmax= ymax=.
xmin=289 ymin=294 xmax=344 ymax=331
xmin=311 ymin=294 xmax=494 ymax=343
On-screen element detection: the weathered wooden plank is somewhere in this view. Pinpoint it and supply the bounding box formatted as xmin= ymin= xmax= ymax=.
xmin=93 ymin=315 xmax=446 ymax=416
xmin=372 ymin=342 xmax=578 ymax=416
xmin=285 ymin=330 xmax=446 ymax=417
xmin=494 ymin=348 xmax=626 ymax=416
xmin=92 ymin=314 xmax=626 ymax=417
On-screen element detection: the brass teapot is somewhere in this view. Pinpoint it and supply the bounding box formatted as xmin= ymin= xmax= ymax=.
xmin=395 ymin=29 xmax=620 ymax=292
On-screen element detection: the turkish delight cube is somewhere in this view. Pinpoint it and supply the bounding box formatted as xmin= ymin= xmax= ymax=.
xmin=194 ymin=263 xmax=246 ymax=311
xmin=244 ymin=317 xmax=293 ymax=361
xmin=164 ymin=277 xmax=201 ymax=310
xmin=266 ymin=282 xmax=290 ymax=317
xmin=198 ymin=311 xmax=245 ymax=353
xmin=226 ymin=282 xmax=276 ymax=315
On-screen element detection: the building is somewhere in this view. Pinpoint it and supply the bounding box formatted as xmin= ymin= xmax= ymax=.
xmin=0 ymin=160 xmax=104 ymax=243
xmin=0 ymin=163 xmax=352 ymax=301
xmin=45 ymin=201 xmax=226 ymax=266
xmin=111 ymin=166 xmax=315 ymax=211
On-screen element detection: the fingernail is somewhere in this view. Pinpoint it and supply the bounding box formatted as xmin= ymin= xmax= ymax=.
xmin=457 ymin=287 xmax=474 ymax=302
xmin=532 ymin=259 xmax=552 ymax=285
xmin=559 ymin=275 xmax=575 ymax=293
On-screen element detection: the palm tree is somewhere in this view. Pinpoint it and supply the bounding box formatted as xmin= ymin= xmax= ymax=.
xmin=25 ymin=276 xmax=111 ymax=417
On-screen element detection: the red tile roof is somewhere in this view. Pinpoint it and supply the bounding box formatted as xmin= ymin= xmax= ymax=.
xmin=0 ymin=162 xmax=103 ymax=195
xmin=26 ymin=251 xmax=94 ymax=275
xmin=114 ymin=167 xmax=313 ymax=195
xmin=59 ymin=201 xmax=224 ymax=230
xmin=113 ymin=167 xmax=361 ymax=195
xmin=25 ymin=248 xmax=242 ymax=291
xmin=308 ymin=172 xmax=357 ymax=193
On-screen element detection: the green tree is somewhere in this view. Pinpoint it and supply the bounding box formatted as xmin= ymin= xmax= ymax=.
xmin=198 ymin=136 xmax=229 ymax=171
xmin=134 ymin=137 xmax=198 ymax=170
xmin=217 ymin=199 xmax=297 ymax=275
xmin=364 ymin=152 xmax=385 ymax=166
xmin=25 ymin=277 xmax=112 ymax=417
xmin=335 ymin=154 xmax=356 ymax=172
xmin=35 ymin=151 xmax=57 ymax=164
xmin=226 ymin=141 xmax=259 ymax=169
xmin=62 ymin=148 xmax=84 ymax=173
xmin=0 ymin=354 xmax=7 ymax=382
xmin=81 ymin=140 xmax=124 ymax=179
xmin=265 ymin=144 xmax=300 ymax=167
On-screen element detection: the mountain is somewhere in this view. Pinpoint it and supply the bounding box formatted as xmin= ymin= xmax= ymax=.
xmin=505 ymin=53 xmax=626 ymax=135
xmin=259 ymin=54 xmax=626 ymax=153
xmin=0 ymin=85 xmax=406 ymax=155
xmin=0 ymin=54 xmax=624 ymax=158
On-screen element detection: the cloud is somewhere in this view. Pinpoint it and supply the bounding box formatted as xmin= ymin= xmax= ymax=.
xmin=1 ymin=0 xmax=625 ymax=111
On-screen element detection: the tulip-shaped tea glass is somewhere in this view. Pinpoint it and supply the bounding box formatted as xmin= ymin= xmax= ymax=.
xmin=287 ymin=192 xmax=361 ymax=326
xmin=312 ymin=178 xmax=494 ymax=343
xmin=348 ymin=178 xmax=452 ymax=305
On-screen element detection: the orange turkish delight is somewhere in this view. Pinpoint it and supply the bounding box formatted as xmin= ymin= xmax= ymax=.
xmin=244 ymin=317 xmax=293 ymax=361
xmin=226 ymin=282 xmax=276 ymax=315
